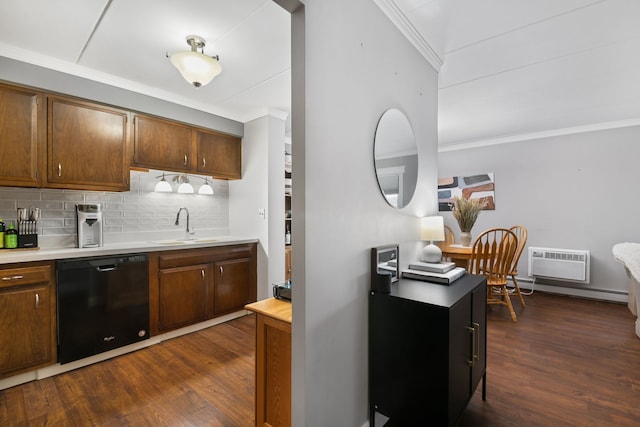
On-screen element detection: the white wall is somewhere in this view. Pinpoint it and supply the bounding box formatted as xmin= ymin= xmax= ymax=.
xmin=229 ymin=113 xmax=286 ymax=301
xmin=438 ymin=125 xmax=640 ymax=301
xmin=288 ymin=0 xmax=439 ymax=425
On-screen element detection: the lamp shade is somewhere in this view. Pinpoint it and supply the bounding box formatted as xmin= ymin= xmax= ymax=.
xmin=154 ymin=175 xmax=173 ymax=193
xmin=421 ymin=216 xmax=445 ymax=241
xmin=177 ymin=181 xmax=195 ymax=194
xmin=170 ymin=51 xmax=221 ymax=87
xmin=198 ymin=181 xmax=214 ymax=195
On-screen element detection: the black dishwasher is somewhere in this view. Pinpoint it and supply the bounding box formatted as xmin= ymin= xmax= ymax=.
xmin=56 ymin=254 xmax=149 ymax=364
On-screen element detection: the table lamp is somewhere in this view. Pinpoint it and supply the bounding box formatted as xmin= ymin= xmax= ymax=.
xmin=421 ymin=216 xmax=445 ymax=263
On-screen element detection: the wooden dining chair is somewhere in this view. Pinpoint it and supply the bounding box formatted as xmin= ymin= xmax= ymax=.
xmin=508 ymin=225 xmax=528 ymax=308
xmin=469 ymin=228 xmax=519 ymax=322
xmin=438 ymin=224 xmax=457 ymax=262
xmin=443 ymin=224 xmax=456 ymax=244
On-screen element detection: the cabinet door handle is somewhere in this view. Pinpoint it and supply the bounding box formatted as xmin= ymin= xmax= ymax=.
xmin=467 ymin=326 xmax=476 ymax=367
xmin=202 ymin=157 xmax=206 ymax=168
xmin=184 ymin=154 xmax=188 ymax=166
xmin=219 ymin=266 xmax=223 ymax=275
xmin=58 ymin=163 xmax=62 ymax=177
xmin=2 ymin=275 xmax=24 ymax=281
xmin=35 ymin=293 xmax=40 ymax=308
xmin=473 ymin=322 xmax=480 ymax=362
xmin=201 ymin=269 xmax=205 ymax=279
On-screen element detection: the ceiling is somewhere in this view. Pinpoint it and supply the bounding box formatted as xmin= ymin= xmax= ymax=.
xmin=1 ymin=0 xmax=639 ymax=148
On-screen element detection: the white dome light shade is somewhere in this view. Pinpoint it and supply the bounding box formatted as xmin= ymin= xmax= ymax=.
xmin=170 ymin=51 xmax=221 ymax=87
xmin=154 ymin=174 xmax=173 ymax=192
xmin=169 ymin=35 xmax=221 ymax=87
xmin=198 ymin=180 xmax=214 ymax=195
xmin=177 ymin=181 xmax=195 ymax=194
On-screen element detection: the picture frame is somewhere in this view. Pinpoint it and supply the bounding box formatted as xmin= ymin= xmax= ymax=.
xmin=371 ymin=244 xmax=400 ymax=284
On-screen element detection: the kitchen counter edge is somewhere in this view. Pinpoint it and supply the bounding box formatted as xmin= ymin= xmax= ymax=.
xmin=0 ymin=237 xmax=259 ymax=265
xmin=245 ymin=298 xmax=292 ymax=324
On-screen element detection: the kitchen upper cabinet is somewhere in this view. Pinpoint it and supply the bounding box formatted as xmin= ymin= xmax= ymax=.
xmin=133 ymin=114 xmax=195 ymax=172
xmin=47 ymin=96 xmax=130 ymax=191
xmin=0 ymin=262 xmax=56 ymax=379
xmin=0 ymin=83 xmax=44 ymax=187
xmin=196 ymin=129 xmax=241 ymax=179
xmin=150 ymin=243 xmax=257 ymax=335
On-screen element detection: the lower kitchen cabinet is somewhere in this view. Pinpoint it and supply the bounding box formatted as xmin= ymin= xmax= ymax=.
xmin=158 ymin=263 xmax=211 ymax=331
xmin=369 ymin=274 xmax=487 ymax=427
xmin=0 ymin=262 xmax=56 ymax=378
xmin=150 ymin=243 xmax=257 ymax=335
xmin=214 ymin=257 xmax=252 ymax=315
xmin=245 ymin=298 xmax=292 ymax=427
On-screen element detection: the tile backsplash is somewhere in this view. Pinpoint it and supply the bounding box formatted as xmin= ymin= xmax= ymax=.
xmin=0 ymin=170 xmax=229 ymax=248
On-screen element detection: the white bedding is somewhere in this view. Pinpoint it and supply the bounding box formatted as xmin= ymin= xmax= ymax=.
xmin=612 ymin=242 xmax=640 ymax=337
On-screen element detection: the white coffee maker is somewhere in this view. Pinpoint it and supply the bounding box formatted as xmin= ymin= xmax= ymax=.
xmin=76 ymin=203 xmax=103 ymax=248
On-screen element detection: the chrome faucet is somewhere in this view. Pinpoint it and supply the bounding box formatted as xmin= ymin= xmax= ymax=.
xmin=175 ymin=207 xmax=195 ymax=240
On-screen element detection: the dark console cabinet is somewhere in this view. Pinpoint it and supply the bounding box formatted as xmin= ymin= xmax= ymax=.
xmin=369 ymin=274 xmax=487 ymax=426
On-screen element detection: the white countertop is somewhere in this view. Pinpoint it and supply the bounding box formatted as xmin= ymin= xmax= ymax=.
xmin=0 ymin=236 xmax=259 ymax=265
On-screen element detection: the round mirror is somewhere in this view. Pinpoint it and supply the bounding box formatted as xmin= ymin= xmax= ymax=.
xmin=373 ymin=109 xmax=418 ymax=208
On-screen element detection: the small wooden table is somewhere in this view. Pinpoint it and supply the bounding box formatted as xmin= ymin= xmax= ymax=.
xmin=439 ymin=243 xmax=473 ymax=270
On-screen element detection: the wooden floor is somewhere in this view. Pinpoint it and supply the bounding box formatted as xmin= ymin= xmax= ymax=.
xmin=1 ymin=292 xmax=640 ymax=426
xmin=458 ymin=292 xmax=640 ymax=427
xmin=0 ymin=315 xmax=257 ymax=427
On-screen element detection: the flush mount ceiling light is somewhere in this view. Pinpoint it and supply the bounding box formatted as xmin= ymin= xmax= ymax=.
xmin=169 ymin=35 xmax=222 ymax=88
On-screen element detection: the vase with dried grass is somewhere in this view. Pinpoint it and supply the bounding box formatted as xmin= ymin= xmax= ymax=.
xmin=451 ymin=196 xmax=487 ymax=246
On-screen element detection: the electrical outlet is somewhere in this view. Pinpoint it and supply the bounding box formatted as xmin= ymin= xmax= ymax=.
xmin=258 ymin=208 xmax=266 ymax=219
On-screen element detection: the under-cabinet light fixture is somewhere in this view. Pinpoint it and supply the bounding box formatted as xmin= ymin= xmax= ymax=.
xmin=154 ymin=173 xmax=214 ymax=196
xmin=168 ymin=35 xmax=222 ymax=87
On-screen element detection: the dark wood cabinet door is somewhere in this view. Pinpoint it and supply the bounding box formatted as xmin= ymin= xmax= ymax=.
xmin=471 ymin=283 xmax=487 ymax=389
xmin=0 ymin=83 xmax=43 ymax=187
xmin=158 ymin=264 xmax=210 ymax=332
xmin=196 ymin=129 xmax=241 ymax=179
xmin=213 ymin=257 xmax=252 ymax=315
xmin=133 ymin=114 xmax=194 ymax=172
xmin=0 ymin=284 xmax=54 ymax=377
xmin=47 ymin=96 xmax=130 ymax=191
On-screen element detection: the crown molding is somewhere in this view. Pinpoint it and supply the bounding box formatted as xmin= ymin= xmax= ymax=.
xmin=373 ymin=0 xmax=443 ymax=72
xmin=438 ymin=119 xmax=640 ymax=152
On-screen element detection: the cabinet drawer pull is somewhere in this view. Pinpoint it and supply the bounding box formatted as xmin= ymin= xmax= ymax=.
xmin=202 ymin=157 xmax=206 ymax=168
xmin=184 ymin=154 xmax=188 ymax=166
xmin=35 ymin=293 xmax=39 ymax=308
xmin=467 ymin=326 xmax=475 ymax=367
xmin=58 ymin=163 xmax=62 ymax=177
xmin=473 ymin=322 xmax=480 ymax=362
xmin=2 ymin=275 xmax=24 ymax=281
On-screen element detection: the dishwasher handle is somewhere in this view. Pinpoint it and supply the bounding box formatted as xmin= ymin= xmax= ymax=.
xmin=95 ymin=265 xmax=118 ymax=272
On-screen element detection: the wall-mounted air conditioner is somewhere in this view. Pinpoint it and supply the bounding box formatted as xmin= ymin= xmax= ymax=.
xmin=527 ymin=247 xmax=590 ymax=284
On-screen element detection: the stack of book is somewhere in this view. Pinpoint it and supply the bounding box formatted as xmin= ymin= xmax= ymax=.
xmin=401 ymin=261 xmax=465 ymax=285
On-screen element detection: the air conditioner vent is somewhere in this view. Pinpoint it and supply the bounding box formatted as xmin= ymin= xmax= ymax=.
xmin=528 ymin=247 xmax=590 ymax=284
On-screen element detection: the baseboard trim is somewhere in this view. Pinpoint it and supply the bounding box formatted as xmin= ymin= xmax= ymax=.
xmin=515 ymin=276 xmax=628 ymax=304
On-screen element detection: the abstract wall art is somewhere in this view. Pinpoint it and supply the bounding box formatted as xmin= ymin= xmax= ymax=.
xmin=438 ymin=173 xmax=495 ymax=211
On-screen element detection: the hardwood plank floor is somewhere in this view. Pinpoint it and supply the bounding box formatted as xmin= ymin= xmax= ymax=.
xmin=458 ymin=292 xmax=640 ymax=427
xmin=2 ymin=292 xmax=640 ymax=426
xmin=0 ymin=315 xmax=256 ymax=427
